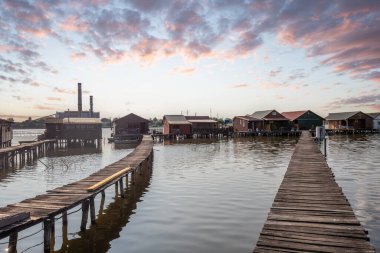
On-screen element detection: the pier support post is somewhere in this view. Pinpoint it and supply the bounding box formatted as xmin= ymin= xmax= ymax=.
xmin=80 ymin=200 xmax=89 ymax=231
xmin=131 ymin=171 xmax=136 ymax=185
xmin=62 ymin=211 xmax=68 ymax=225
xmin=119 ymin=178 xmax=125 ymax=198
xmin=99 ymin=192 xmax=105 ymax=215
xmin=90 ymin=197 xmax=96 ymax=224
xmin=44 ymin=219 xmax=52 ymax=253
xmin=125 ymin=174 xmax=129 ymax=188
xmin=8 ymin=232 xmax=18 ymax=253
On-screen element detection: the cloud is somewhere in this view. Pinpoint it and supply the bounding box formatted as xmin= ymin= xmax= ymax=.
xmin=13 ymin=95 xmax=32 ymax=102
xmin=53 ymin=87 xmax=75 ymax=94
xmin=269 ymin=68 xmax=282 ymax=77
xmin=231 ymin=83 xmax=249 ymax=89
xmin=33 ymin=104 xmax=60 ymax=110
xmin=276 ymin=95 xmax=285 ymax=100
xmin=71 ymin=52 xmax=87 ymax=61
xmin=172 ymin=67 xmax=196 ymax=75
xmin=324 ymin=93 xmax=380 ymax=110
xmin=47 ymin=97 xmax=63 ymax=101
xmin=259 ymin=81 xmax=288 ymax=89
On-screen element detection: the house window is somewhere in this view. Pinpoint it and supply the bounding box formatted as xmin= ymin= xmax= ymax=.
xmin=243 ymin=121 xmax=245 ymax=127
xmin=272 ymin=111 xmax=277 ymax=116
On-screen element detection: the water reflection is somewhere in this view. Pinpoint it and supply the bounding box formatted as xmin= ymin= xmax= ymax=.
xmin=54 ymin=172 xmax=152 ymax=253
xmin=326 ymin=134 xmax=380 ymax=250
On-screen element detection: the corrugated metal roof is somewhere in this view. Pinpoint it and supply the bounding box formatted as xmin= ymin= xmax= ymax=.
xmin=114 ymin=113 xmax=149 ymax=123
xmin=46 ymin=117 xmax=101 ymax=124
xmin=282 ymin=111 xmax=307 ymax=121
xmin=325 ymin=112 xmax=360 ymax=120
xmin=164 ymin=115 xmax=191 ymax=124
xmin=185 ymin=116 xmax=210 ymax=120
xmin=368 ymin=112 xmax=380 ymax=119
xmin=250 ymin=110 xmax=274 ymax=119
xmin=234 ymin=116 xmax=261 ymax=121
xmin=187 ymin=119 xmax=218 ymax=123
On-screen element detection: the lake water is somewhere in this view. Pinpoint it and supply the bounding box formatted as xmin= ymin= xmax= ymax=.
xmin=0 ymin=130 xmax=379 ymax=252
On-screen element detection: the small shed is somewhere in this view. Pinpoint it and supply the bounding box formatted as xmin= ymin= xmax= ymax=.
xmin=0 ymin=118 xmax=13 ymax=148
xmin=185 ymin=116 xmax=218 ymax=134
xmin=282 ymin=110 xmax=324 ymax=130
xmin=112 ymin=113 xmax=150 ymax=136
xmin=325 ymin=111 xmax=373 ymax=130
xmin=368 ymin=113 xmax=380 ymax=130
xmin=250 ymin=110 xmax=289 ymax=131
xmin=163 ymin=115 xmax=192 ymax=135
xmin=233 ymin=116 xmax=260 ymax=132
xmin=45 ymin=118 xmax=102 ymax=142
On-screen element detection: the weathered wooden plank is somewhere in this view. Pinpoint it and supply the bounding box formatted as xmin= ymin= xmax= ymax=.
xmin=253 ymin=131 xmax=375 ymax=252
xmin=0 ymin=212 xmax=30 ymax=229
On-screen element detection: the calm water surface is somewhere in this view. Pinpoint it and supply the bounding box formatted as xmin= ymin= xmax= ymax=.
xmin=325 ymin=134 xmax=380 ymax=250
xmin=1 ymin=131 xmax=379 ymax=252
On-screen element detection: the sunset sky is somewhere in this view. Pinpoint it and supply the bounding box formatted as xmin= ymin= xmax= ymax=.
xmin=0 ymin=0 xmax=379 ymax=121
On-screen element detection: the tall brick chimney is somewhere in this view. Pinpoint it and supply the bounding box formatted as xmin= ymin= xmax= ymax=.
xmin=78 ymin=83 xmax=82 ymax=113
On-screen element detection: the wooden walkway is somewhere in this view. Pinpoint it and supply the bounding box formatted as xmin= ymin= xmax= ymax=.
xmin=0 ymin=139 xmax=56 ymax=169
xmin=0 ymin=135 xmax=153 ymax=252
xmin=254 ymin=131 xmax=375 ymax=253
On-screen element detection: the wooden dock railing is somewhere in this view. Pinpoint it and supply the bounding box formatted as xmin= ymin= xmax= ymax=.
xmin=0 ymin=135 xmax=153 ymax=253
xmin=253 ymin=131 xmax=375 ymax=252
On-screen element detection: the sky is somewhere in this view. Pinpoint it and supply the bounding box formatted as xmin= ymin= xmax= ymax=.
xmin=0 ymin=0 xmax=379 ymax=121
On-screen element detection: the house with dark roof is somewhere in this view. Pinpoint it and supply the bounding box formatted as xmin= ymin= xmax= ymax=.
xmin=325 ymin=111 xmax=373 ymax=130
xmin=163 ymin=115 xmax=192 ymax=135
xmin=368 ymin=113 xmax=380 ymax=130
xmin=233 ymin=116 xmax=260 ymax=133
xmin=282 ymin=110 xmax=324 ymax=130
xmin=112 ymin=113 xmax=150 ymax=136
xmin=249 ymin=110 xmax=290 ymax=131
xmin=185 ymin=116 xmax=218 ymax=134
xmin=0 ymin=118 xmax=13 ymax=148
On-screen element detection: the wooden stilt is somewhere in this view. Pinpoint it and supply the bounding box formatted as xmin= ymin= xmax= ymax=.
xmin=90 ymin=197 xmax=96 ymax=224
xmin=80 ymin=200 xmax=89 ymax=231
xmin=119 ymin=178 xmax=125 ymax=198
xmin=62 ymin=211 xmax=68 ymax=225
xmin=44 ymin=219 xmax=52 ymax=253
xmin=8 ymin=232 xmax=18 ymax=253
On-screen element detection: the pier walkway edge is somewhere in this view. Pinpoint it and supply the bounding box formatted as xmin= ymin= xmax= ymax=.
xmin=253 ymin=131 xmax=375 ymax=253
xmin=0 ymin=135 xmax=153 ymax=252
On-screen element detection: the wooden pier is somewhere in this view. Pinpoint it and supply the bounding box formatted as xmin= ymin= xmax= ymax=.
xmin=0 ymin=135 xmax=153 ymax=253
xmin=0 ymin=139 xmax=56 ymax=169
xmin=254 ymin=131 xmax=375 ymax=252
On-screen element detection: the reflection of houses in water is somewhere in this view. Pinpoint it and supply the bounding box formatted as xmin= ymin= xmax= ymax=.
xmin=0 ymin=118 xmax=12 ymax=148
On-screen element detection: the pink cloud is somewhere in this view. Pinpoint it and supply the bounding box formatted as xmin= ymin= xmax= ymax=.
xmin=33 ymin=104 xmax=60 ymax=110
xmin=231 ymin=83 xmax=249 ymax=89
xmin=59 ymin=16 xmax=88 ymax=32
xmin=70 ymin=52 xmax=87 ymax=61
xmin=47 ymin=97 xmax=63 ymax=101
xmin=172 ymin=67 xmax=196 ymax=75
xmin=276 ymin=95 xmax=285 ymax=100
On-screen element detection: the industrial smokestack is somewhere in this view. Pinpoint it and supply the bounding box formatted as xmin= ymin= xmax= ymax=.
xmin=90 ymin=95 xmax=93 ymax=117
xmin=78 ymin=83 xmax=82 ymax=112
